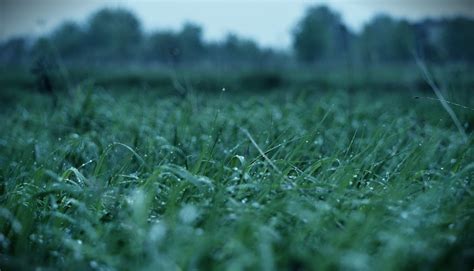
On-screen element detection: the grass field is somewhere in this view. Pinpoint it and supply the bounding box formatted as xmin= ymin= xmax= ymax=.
xmin=0 ymin=81 xmax=473 ymax=270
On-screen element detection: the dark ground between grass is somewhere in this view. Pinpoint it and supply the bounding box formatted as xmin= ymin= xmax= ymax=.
xmin=0 ymin=73 xmax=473 ymax=270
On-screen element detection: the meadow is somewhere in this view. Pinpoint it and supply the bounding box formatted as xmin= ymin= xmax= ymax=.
xmin=0 ymin=71 xmax=473 ymax=270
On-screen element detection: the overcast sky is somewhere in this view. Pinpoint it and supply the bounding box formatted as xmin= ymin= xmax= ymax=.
xmin=1 ymin=0 xmax=473 ymax=48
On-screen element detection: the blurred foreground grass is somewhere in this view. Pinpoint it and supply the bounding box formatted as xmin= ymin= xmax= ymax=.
xmin=0 ymin=83 xmax=473 ymax=270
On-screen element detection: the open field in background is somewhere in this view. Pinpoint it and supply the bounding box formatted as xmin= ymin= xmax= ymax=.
xmin=2 ymin=64 xmax=474 ymax=95
xmin=0 ymin=70 xmax=473 ymax=270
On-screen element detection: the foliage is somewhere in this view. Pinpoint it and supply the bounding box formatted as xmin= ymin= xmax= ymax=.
xmin=358 ymin=15 xmax=416 ymax=63
xmin=51 ymin=22 xmax=87 ymax=61
xmin=178 ymin=23 xmax=206 ymax=63
xmin=292 ymin=6 xmax=350 ymax=63
xmin=441 ymin=17 xmax=474 ymax=62
xmin=1 ymin=5 xmax=473 ymax=68
xmin=0 ymin=37 xmax=28 ymax=65
xmin=0 ymin=85 xmax=473 ymax=270
xmin=86 ymin=8 xmax=142 ymax=61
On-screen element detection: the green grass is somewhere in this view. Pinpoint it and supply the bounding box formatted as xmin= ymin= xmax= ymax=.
xmin=0 ymin=85 xmax=473 ymax=271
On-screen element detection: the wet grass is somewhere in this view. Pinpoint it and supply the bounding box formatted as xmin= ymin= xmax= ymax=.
xmin=0 ymin=86 xmax=473 ymax=270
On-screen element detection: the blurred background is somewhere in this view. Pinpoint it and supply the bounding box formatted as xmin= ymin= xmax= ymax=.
xmin=1 ymin=0 xmax=473 ymax=96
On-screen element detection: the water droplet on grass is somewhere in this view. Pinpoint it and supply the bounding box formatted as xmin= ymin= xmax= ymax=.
xmin=89 ymin=261 xmax=99 ymax=269
xmin=149 ymin=223 xmax=167 ymax=242
xmin=251 ymin=202 xmax=261 ymax=208
xmin=447 ymin=235 xmax=456 ymax=243
xmin=179 ymin=205 xmax=199 ymax=224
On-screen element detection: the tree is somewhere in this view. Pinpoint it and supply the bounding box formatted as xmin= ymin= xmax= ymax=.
xmin=144 ymin=23 xmax=205 ymax=65
xmin=146 ymin=31 xmax=181 ymax=64
xmin=292 ymin=6 xmax=350 ymax=64
xmin=441 ymin=17 xmax=474 ymax=62
xmin=223 ymin=34 xmax=259 ymax=62
xmin=358 ymin=15 xmax=416 ymax=63
xmin=0 ymin=37 xmax=28 ymax=66
xmin=50 ymin=21 xmax=86 ymax=61
xmin=178 ymin=23 xmax=205 ymax=62
xmin=413 ymin=19 xmax=445 ymax=62
xmin=86 ymin=8 xmax=142 ymax=61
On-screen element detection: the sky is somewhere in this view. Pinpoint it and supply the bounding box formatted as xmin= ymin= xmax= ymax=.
xmin=1 ymin=0 xmax=473 ymax=49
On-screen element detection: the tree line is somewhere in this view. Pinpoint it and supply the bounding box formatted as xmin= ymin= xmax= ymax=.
xmin=293 ymin=6 xmax=474 ymax=65
xmin=1 ymin=5 xmax=473 ymax=68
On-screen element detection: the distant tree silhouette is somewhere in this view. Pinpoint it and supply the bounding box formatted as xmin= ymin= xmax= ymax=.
xmin=86 ymin=8 xmax=142 ymax=62
xmin=221 ymin=34 xmax=260 ymax=64
xmin=413 ymin=19 xmax=445 ymax=62
xmin=178 ymin=23 xmax=205 ymax=63
xmin=0 ymin=37 xmax=27 ymax=66
xmin=1 ymin=5 xmax=473 ymax=68
xmin=358 ymin=15 xmax=416 ymax=63
xmin=51 ymin=21 xmax=86 ymax=62
xmin=442 ymin=17 xmax=474 ymax=62
xmin=292 ymin=6 xmax=351 ymax=64
xmin=146 ymin=31 xmax=181 ymax=64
